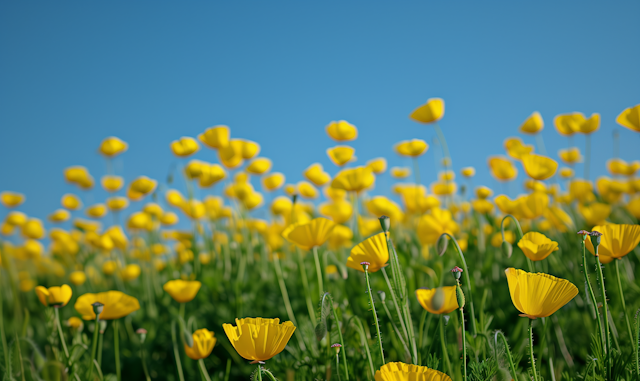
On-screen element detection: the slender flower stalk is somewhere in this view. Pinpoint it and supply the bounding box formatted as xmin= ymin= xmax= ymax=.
xmin=529 ymin=319 xmax=538 ymax=381
xmin=452 ymin=266 xmax=467 ymax=381
xmin=273 ymin=255 xmax=306 ymax=352
xmin=137 ymin=329 xmax=151 ymax=381
xmin=114 ymin=320 xmax=121 ymax=381
xmin=256 ymin=363 xmax=263 ymax=381
xmin=501 ymin=215 xmax=534 ymax=272
xmin=614 ymin=260 xmax=635 ymax=347
xmin=495 ymin=331 xmax=517 ymax=380
xmin=332 ymin=343 xmax=343 ymax=381
xmin=88 ymin=303 xmax=103 ymax=381
xmin=591 ymin=231 xmax=611 ymax=380
xmin=54 ymin=307 xmax=70 ymax=361
xmin=439 ymin=315 xmax=452 ymax=375
xmin=312 ymin=246 xmax=324 ymax=296
xmin=351 ymin=316 xmax=375 ymax=377
xmin=327 ymin=295 xmax=349 ymax=380
xmin=362 ymin=262 xmax=385 ymax=366
xmin=297 ymin=249 xmax=317 ymax=324
xmin=198 ymin=359 xmax=212 ymax=381
xmin=171 ymin=320 xmax=186 ymax=381
xmin=578 ymin=231 xmax=605 ymax=349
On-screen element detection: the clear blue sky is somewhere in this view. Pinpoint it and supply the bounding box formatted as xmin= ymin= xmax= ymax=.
xmin=1 ymin=1 xmax=639 ymax=222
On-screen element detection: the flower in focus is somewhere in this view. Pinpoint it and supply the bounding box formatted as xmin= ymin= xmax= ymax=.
xmin=171 ymin=137 xmax=200 ymax=157
xmin=331 ymin=166 xmax=375 ymax=193
xmin=263 ymin=172 xmax=285 ymax=191
xmin=0 ymin=192 xmax=25 ymax=208
xmin=184 ymin=329 xmax=216 ymax=360
xmin=99 ymin=137 xmax=128 ymax=157
xmin=488 ymin=156 xmax=517 ymax=181
xmin=519 ymin=111 xmax=544 ymax=134
xmin=409 ymin=98 xmax=445 ymax=124
xmin=374 ymin=362 xmax=452 ymax=381
xmin=585 ymin=224 xmax=640 ymax=264
xmin=198 ymin=125 xmax=230 ymax=149
xmin=517 ymin=232 xmax=558 ymax=261
xmin=61 ymin=194 xmax=82 ymax=210
xmin=304 ymin=164 xmax=331 ymax=186
xmin=223 ymin=317 xmax=296 ymax=362
xmin=35 ymin=284 xmax=72 ymax=307
xmin=326 ymin=120 xmax=358 ymax=141
xmin=282 ymin=217 xmax=336 ymax=250
xmin=505 ymin=268 xmax=578 ymax=318
xmin=415 ymin=286 xmax=458 ymax=315
xmin=558 ymin=147 xmax=583 ymax=165
xmin=246 ymin=157 xmax=272 ymax=175
xmin=616 ymin=103 xmax=640 ymax=132
xmin=327 ymin=146 xmax=356 ymax=167
xmin=163 ymin=280 xmax=202 ymax=303
xmin=521 ymin=154 xmax=558 ymax=181
xmin=346 ymin=232 xmax=389 ymax=273
xmin=391 ymin=167 xmax=411 ymax=179
xmin=366 ymin=158 xmax=387 ymax=174
xmin=394 ymin=139 xmax=428 ymax=157
xmin=74 ymin=291 xmax=140 ymax=320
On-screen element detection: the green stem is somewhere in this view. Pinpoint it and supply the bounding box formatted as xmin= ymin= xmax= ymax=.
xmin=496 ymin=331 xmax=517 ymax=380
xmin=224 ymin=359 xmax=231 ymax=381
xmin=140 ymin=346 xmax=151 ymax=381
xmin=273 ymin=255 xmax=306 ymax=352
xmin=439 ymin=316 xmax=452 ymax=375
xmin=114 ymin=320 xmax=121 ymax=381
xmin=460 ymin=307 xmax=467 ymax=381
xmin=381 ymin=268 xmax=410 ymax=352
xmin=615 ymin=260 xmax=635 ymax=346
xmin=441 ymin=233 xmax=477 ymax=337
xmin=88 ymin=316 xmax=100 ymax=381
xmin=15 ymin=333 xmax=26 ymax=381
xmin=312 ymin=246 xmax=324 ymax=296
xmin=0 ymin=281 xmax=10 ymax=372
xmin=529 ymin=318 xmax=538 ymax=381
xmin=198 ymin=359 xmax=212 ymax=381
xmin=418 ymin=309 xmax=427 ymax=359
xmin=257 ymin=363 xmax=263 ymax=381
xmin=297 ymin=249 xmax=317 ymax=323
xmin=328 ymin=298 xmax=349 ymax=380
xmin=54 ymin=308 xmax=70 ymax=362
xmin=581 ymin=238 xmax=605 ymax=348
xmin=336 ymin=354 xmax=342 ymax=381
xmin=594 ymin=250 xmax=611 ymax=380
xmin=98 ymin=328 xmax=104 ymax=367
xmin=352 ymin=316 xmax=375 ymax=377
xmin=171 ymin=320 xmax=186 ymax=381
xmin=363 ymin=266 xmax=385 ymax=366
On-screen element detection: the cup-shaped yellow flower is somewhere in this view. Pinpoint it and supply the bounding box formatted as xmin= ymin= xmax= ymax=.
xmin=616 ymin=103 xmax=640 ymax=132
xmin=505 ymin=268 xmax=578 ymax=318
xmin=198 ymin=125 xmax=230 ymax=149
xmin=431 ymin=181 xmax=457 ymax=196
xmin=282 ymin=217 xmax=336 ymax=250
xmin=100 ymin=175 xmax=124 ymax=193
xmin=0 ymin=191 xmax=25 ymax=208
xmin=120 ymin=264 xmax=141 ymax=281
xmin=415 ymin=286 xmax=458 ymax=315
xmin=304 ymin=164 xmax=331 ymax=186
xmin=22 ymin=218 xmax=45 ymax=239
xmin=163 ymin=280 xmax=202 ymax=303
xmin=106 ymin=197 xmax=129 ymax=212
xmin=86 ymin=204 xmax=107 ymax=219
xmin=327 ymin=146 xmax=355 ymax=167
xmin=239 ymin=139 xmax=260 ymax=159
xmin=461 ymin=167 xmax=475 ymax=178
xmin=218 ymin=139 xmax=245 ymax=168
xmin=366 ymin=158 xmax=387 ymax=174
xmin=578 ymin=202 xmax=611 ymax=227
xmin=49 ymin=209 xmax=71 ymax=223
xmin=517 ymin=232 xmax=558 ymax=261
xmin=245 ymin=157 xmax=272 ymax=175
xmin=99 ymin=137 xmax=128 ymax=157
xmin=223 ymin=317 xmax=296 ymax=363
xmin=263 ymin=172 xmax=285 ymax=191
xmin=319 ymin=199 xmax=353 ymax=224
xmin=391 ymin=167 xmax=411 ymax=179
xmin=64 ymin=166 xmax=92 ymax=186
xmin=554 ymin=113 xmax=585 ymax=136
xmin=5 ymin=211 xmax=27 ymax=226
xmin=331 ymin=166 xmax=375 ymax=193
xmin=74 ymin=291 xmax=140 ymax=320
xmin=521 ymin=154 xmax=558 ymax=181
xmin=558 ymin=147 xmax=582 ymax=165
xmin=326 ymin=120 xmax=358 ymax=141
xmin=61 ymin=194 xmax=82 ymax=210
xmin=171 ymin=137 xmax=200 ymax=157
xmin=35 ymin=284 xmax=72 ymax=307
xmin=409 ymin=98 xmax=445 ymax=124
xmin=199 ymin=164 xmax=227 ymax=188
xmin=416 ymin=208 xmax=459 ymax=245
xmin=69 ymin=271 xmax=87 ymax=286
xmin=607 ymin=158 xmax=639 ymax=176
xmin=519 ymin=111 xmax=544 ymax=134
xmin=585 ymin=224 xmax=640 ymax=264
xmin=578 ymin=113 xmax=600 ymax=134
xmin=366 ymin=196 xmax=404 ymax=222
xmin=374 ymin=362 xmax=452 ymax=381
xmin=394 ymin=139 xmax=428 ymax=157
xmin=184 ymin=329 xmax=217 ymax=360
xmin=129 ymin=176 xmax=158 ymax=197
xmin=559 ymin=167 xmax=574 ymax=179
xmin=488 ymin=156 xmax=518 ymax=181
xmin=346 ymin=232 xmax=389 ymax=273
xmin=297 ymin=181 xmax=318 ymax=199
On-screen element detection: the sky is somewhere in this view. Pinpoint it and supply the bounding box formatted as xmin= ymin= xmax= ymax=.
xmin=1 ymin=1 xmax=639 ymax=224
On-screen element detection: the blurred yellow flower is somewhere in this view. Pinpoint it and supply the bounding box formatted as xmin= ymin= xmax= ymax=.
xmin=198 ymin=125 xmax=230 ymax=149
xmin=394 ymin=139 xmax=428 ymax=157
xmin=128 ymin=176 xmax=158 ymax=200
xmin=579 ymin=113 xmax=600 ymax=134
xmin=505 ymin=268 xmax=578 ymax=318
xmin=488 ymin=156 xmax=518 ymax=181
xmin=166 ymin=189 xmax=186 ymax=208
xmin=504 ymin=137 xmax=534 ymax=161
xmin=223 ymin=317 xmax=295 ymax=362
xmin=239 ymin=139 xmax=260 ymax=159
xmin=263 ymin=172 xmax=285 ymax=191
xmin=35 ymin=284 xmax=72 ymax=307
xmin=120 ymin=264 xmax=141 ymax=281
xmin=475 ymin=186 xmax=492 ymax=199
xmin=270 ymin=196 xmax=292 ymax=215
xmin=517 ymin=232 xmax=558 ymax=261
xmin=64 ymin=166 xmax=94 ymax=189
xmin=554 ymin=113 xmax=585 ymax=136
xmin=491 ymin=231 xmax=514 ymax=248
xmin=163 ymin=280 xmax=202 ymax=303
xmin=171 ymin=136 xmax=200 ymax=157
xmin=99 ymin=136 xmax=128 ymax=157
xmin=366 ymin=196 xmax=404 ymax=222
xmin=327 ymin=145 xmax=355 ymax=166
xmin=519 ymin=111 xmax=544 ymax=134
xmin=415 ymin=286 xmax=458 ymax=314
xmin=161 ymin=211 xmax=179 ymax=226
xmin=185 ymin=329 xmax=216 ymax=360
xmin=282 ymin=217 xmax=336 ymax=250
xmin=302 ymin=164 xmax=329 ymax=187
xmin=585 ymin=224 xmax=640 ymax=264
xmin=461 ymin=167 xmax=475 ymax=178
xmin=521 ymin=154 xmax=558 ymax=181
xmin=558 ymin=147 xmax=582 ymax=165
xmin=331 ymin=166 xmax=375 ymax=193
xmin=578 ymin=202 xmax=611 ymax=227
xmin=326 ymin=120 xmax=358 ymax=141
xmin=607 ymin=158 xmax=640 ymax=176
xmin=409 ymin=98 xmax=445 ymax=124
xmin=0 ymin=191 xmax=25 ymax=208
xmin=22 ymin=218 xmax=45 ymax=239
xmin=218 ymin=139 xmax=245 ymax=168
xmin=49 ymin=209 xmax=71 ymax=223
xmin=431 ymin=181 xmax=457 ymax=196
xmin=390 ymin=167 xmax=411 ymax=179
xmin=74 ymin=290 xmax=140 ymax=320
xmin=86 ymin=204 xmax=107 ymax=218
xmin=101 ymin=175 xmax=124 ymax=193
xmin=374 ymin=362 xmax=452 ymax=381
xmin=366 ymin=158 xmax=387 ymax=174
xmin=417 ymin=208 xmax=459 ymax=245
xmin=472 ymin=199 xmax=494 ymax=214
xmin=246 ymin=157 xmax=272 ymax=175
xmin=67 ymin=317 xmax=83 ymax=329
xmin=182 ymin=200 xmax=206 ymax=219
xmin=297 ymin=181 xmax=318 ymax=199
xmin=328 ymin=225 xmax=353 ymax=250
xmin=319 ymin=199 xmax=353 ymax=224
xmin=128 ymin=212 xmax=153 ymax=230
xmin=61 ymin=194 xmax=82 ymax=210
xmin=616 ymin=103 xmax=640 ymax=132
xmin=69 ymin=271 xmax=87 ymax=286
xmin=143 ymin=203 xmax=163 ymax=218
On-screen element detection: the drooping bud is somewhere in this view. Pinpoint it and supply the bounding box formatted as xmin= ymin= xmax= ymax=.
xmin=501 ymin=241 xmax=513 ymax=258
xmin=451 ymin=266 xmax=463 ymax=280
xmin=378 ymin=215 xmax=390 ymax=233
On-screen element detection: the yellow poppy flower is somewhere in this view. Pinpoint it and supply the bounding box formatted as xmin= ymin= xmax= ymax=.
xmin=488 ymin=156 xmax=518 ymax=181
xmin=270 ymin=196 xmax=292 ymax=215
xmin=359 ymin=216 xmax=382 ymax=237
xmin=199 ymin=164 xmax=227 ymax=188
xmin=366 ymin=196 xmax=404 ymax=222
xmin=165 ymin=189 xmax=186 ymax=208
xmin=69 ymin=271 xmax=87 ymax=286
xmin=558 ymin=147 xmax=582 ymax=164
xmin=505 ymin=268 xmax=578 ymax=318
xmin=409 ymin=98 xmax=445 ymax=124
xmin=49 ymin=209 xmax=71 ymax=223
xmin=416 ymin=208 xmax=459 ymax=245
xmin=223 ymin=317 xmax=296 ymax=362
xmin=120 ymin=264 xmax=141 ymax=281
xmin=61 ymin=194 xmax=82 ymax=210
xmin=295 ymin=181 xmax=317 ymax=199
xmin=374 ymin=362 xmax=452 ymax=381
xmin=504 ymin=137 xmax=534 ymax=161
xmin=282 ymin=217 xmax=336 ymax=250
xmin=217 ymin=139 xmax=245 ymax=168
xmin=198 ymin=125 xmax=230 ymax=149
xmin=99 ymin=137 xmax=128 ymax=157
xmin=328 ymin=225 xmax=353 ymax=250
xmin=578 ymin=202 xmax=611 ymax=227
xmin=170 ymin=137 xmax=200 ymax=157
xmin=85 ymin=204 xmax=107 ymax=219
xmin=607 ymin=158 xmax=640 ymax=176
xmin=67 ymin=317 xmax=83 ymax=329
xmin=100 ymin=175 xmax=124 ymax=193
xmin=163 ymin=280 xmax=202 ymax=303
xmin=366 ymin=158 xmax=387 ymax=174
xmin=521 ymin=154 xmax=558 ymax=181
xmin=160 ymin=211 xmax=179 ymax=226
xmin=616 ymin=103 xmax=640 ymax=132
xmin=390 ymin=167 xmax=411 ymax=179
xmin=517 ymin=232 xmax=558 ymax=261
xmin=64 ymin=166 xmax=93 ymax=187
xmin=319 ymin=199 xmax=353 ymax=224
xmin=415 ymin=286 xmax=458 ymax=314
xmin=0 ymin=191 xmax=25 ymax=208
xmin=127 ymin=212 xmax=153 ymax=230
xmin=554 ymin=113 xmax=585 ymax=136
xmin=519 ymin=111 xmax=544 ymax=134
xmin=516 ymin=192 xmax=549 ymax=220
xmin=578 ymin=113 xmax=600 ymax=134
xmin=22 ymin=218 xmax=45 ymax=239
xmin=475 ymin=186 xmax=492 ymax=199
xmin=303 ymin=163 xmax=331 ymax=186
xmin=128 ymin=176 xmax=157 ymax=201
xmin=239 ymin=139 xmax=260 ymax=159
xmin=74 ymin=291 xmax=140 ymax=320
xmin=331 ymin=166 xmax=375 ymax=193
xmin=263 ymin=172 xmax=285 ymax=191
xmin=327 ymin=146 xmax=356 ymax=167
xmin=185 ymin=329 xmax=216 ymax=360
xmin=5 ymin=211 xmax=27 ymax=226
xmin=431 ymin=181 xmax=457 ymax=196
xmin=184 ymin=160 xmax=205 ymax=179
xmin=472 ymin=199 xmax=494 ymax=214
xmin=585 ymin=224 xmax=640 ymax=264
xmin=35 ymin=284 xmax=72 ymax=307
xmin=544 ymin=205 xmax=574 ymax=233
xmin=461 ymin=167 xmax=475 ymax=178
xmin=394 ymin=139 xmax=428 ymax=157
xmin=142 ymin=203 xmax=163 ymax=218
xmin=182 ymin=200 xmax=206 ymax=219
xmin=246 ymin=157 xmax=272 ymax=175
xmin=325 ymin=120 xmax=358 ymax=141
xmin=627 ymin=197 xmax=640 ymax=219
xmin=569 ymin=179 xmax=594 ymax=203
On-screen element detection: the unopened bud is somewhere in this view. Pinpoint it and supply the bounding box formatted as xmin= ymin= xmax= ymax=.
xmin=99 ymin=320 xmax=107 ymax=334
xmin=501 ymin=241 xmax=513 ymax=258
xmin=378 ymin=291 xmax=386 ymax=302
xmin=378 ymin=216 xmax=390 ymax=233
xmin=91 ymin=302 xmax=104 ymax=317
xmin=431 ymin=287 xmax=445 ymax=311
xmin=451 ymin=266 xmax=463 ymax=280
xmin=455 ymin=284 xmax=466 ymax=309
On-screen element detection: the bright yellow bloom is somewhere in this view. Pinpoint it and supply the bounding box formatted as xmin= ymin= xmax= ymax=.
xmin=239 ymin=139 xmax=260 ymax=159
xmin=554 ymin=113 xmax=585 ymax=136
xmin=218 ymin=139 xmax=245 ymax=168
xmin=326 ymin=120 xmax=358 ymax=141
xmin=171 ymin=137 xmax=200 ymax=157
xmin=223 ymin=317 xmax=296 ymax=362
xmin=64 ymin=166 xmax=94 ymax=189
xmin=374 ymin=362 xmax=452 ymax=381
xmin=246 ymin=157 xmax=272 ymax=175
xmin=282 ymin=217 xmax=336 ymax=250
xmin=120 ymin=264 xmax=141 ymax=281
xmin=431 ymin=181 xmax=457 ymax=196
xmin=488 ymin=156 xmax=518 ymax=181
xmin=517 ymin=232 xmax=558 ymax=261
xmin=505 ymin=268 xmax=578 ymax=318
xmin=328 ymin=225 xmax=353 ymax=250
xmin=579 ymin=113 xmax=600 ymax=134
xmin=472 ymin=199 xmax=494 ymax=214
xmin=74 ymin=291 xmax=140 ymax=320
xmin=128 ymin=176 xmax=158 ymax=201
xmin=438 ymin=171 xmax=455 ymax=182
xmin=616 ymin=104 xmax=640 ymax=132
xmin=519 ymin=111 xmax=544 ymax=134
xmin=5 ymin=211 xmax=27 ymax=226
xmin=185 ymin=329 xmax=216 ymax=360
xmin=303 ymin=164 xmax=331 ymax=186
xmin=166 ymin=189 xmax=186 ymax=208
xmin=521 ymin=154 xmax=558 ymax=181
xmin=390 ymin=167 xmax=411 ymax=179
xmin=127 ymin=212 xmax=153 ymax=230
xmin=409 ymin=98 xmax=445 ymax=124
xmin=49 ymin=209 xmax=71 ymax=223
xmin=106 ymin=197 xmax=128 ymax=212
xmin=569 ymin=179 xmax=594 ymax=203
xmin=0 ymin=192 xmax=25 ymax=208
xmin=475 ymin=186 xmax=492 ymax=199
xmin=331 ymin=166 xmax=375 ymax=193
xmin=100 ymin=175 xmax=124 ymax=192
xmin=628 ymin=197 xmax=640 ymax=219
xmin=415 ymin=286 xmax=458 ymax=314
xmin=86 ymin=204 xmax=107 ymax=219
xmin=394 ymin=139 xmax=428 ymax=157
xmin=182 ymin=200 xmax=206 ymax=219
xmin=327 ymin=146 xmax=355 ymax=166
xmin=22 ymin=218 xmax=45 ymax=239
xmin=461 ymin=167 xmax=475 ymax=178
xmin=416 ymin=208 xmax=459 ymax=245
xmin=297 ymin=181 xmax=318 ymax=199
xmin=558 ymin=147 xmax=582 ymax=165
xmin=270 ymin=196 xmax=292 ymax=215
xmin=517 ymin=192 xmax=550 ymax=220
xmin=69 ymin=271 xmax=87 ymax=286
xmin=161 ymin=211 xmax=179 ymax=226
xmin=99 ymin=137 xmax=128 ymax=157
xmin=263 ymin=172 xmax=285 ymax=191
xmin=366 ymin=158 xmax=387 ymax=174
xmin=199 ymin=164 xmax=226 ymax=188
xmin=61 ymin=194 xmax=82 ymax=210
xmin=504 ymin=137 xmax=534 ymax=161
xmin=319 ymin=199 xmax=353 ymax=224
xmin=585 ymin=224 xmax=640 ymax=264
xmin=163 ymin=280 xmax=202 ymax=303
xmin=198 ymin=125 xmax=230 ymax=149
xmin=35 ymin=284 xmax=72 ymax=307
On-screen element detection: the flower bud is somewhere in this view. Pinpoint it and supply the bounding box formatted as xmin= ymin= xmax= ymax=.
xmin=99 ymin=320 xmax=107 ymax=334
xmin=378 ymin=291 xmax=386 ymax=302
xmin=501 ymin=241 xmax=513 ymax=258
xmin=451 ymin=266 xmax=463 ymax=280
xmin=455 ymin=284 xmax=466 ymax=309
xmin=431 ymin=287 xmax=445 ymax=311
xmin=378 ymin=215 xmax=390 ymax=233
